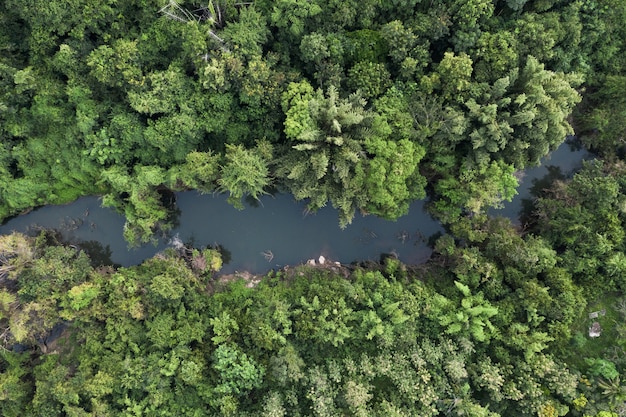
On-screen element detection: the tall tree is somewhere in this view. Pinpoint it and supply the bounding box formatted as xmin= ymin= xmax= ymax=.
xmin=218 ymin=142 xmax=273 ymax=210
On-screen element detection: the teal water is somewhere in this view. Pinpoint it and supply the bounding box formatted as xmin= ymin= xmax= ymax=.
xmin=490 ymin=138 xmax=590 ymax=221
xmin=0 ymin=192 xmax=442 ymax=273
xmin=0 ymin=141 xmax=590 ymax=273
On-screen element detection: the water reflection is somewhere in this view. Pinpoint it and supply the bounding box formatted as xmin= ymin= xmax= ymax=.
xmin=0 ymin=192 xmax=443 ymax=273
xmin=518 ymin=165 xmax=568 ymax=228
xmin=0 ymin=141 xmax=591 ymax=273
xmin=78 ymin=240 xmax=116 ymax=268
xmin=491 ymin=139 xmax=591 ymax=222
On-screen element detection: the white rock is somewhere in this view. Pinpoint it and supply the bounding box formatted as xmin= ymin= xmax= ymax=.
xmin=318 ymin=255 xmax=326 ymax=265
xmin=589 ymin=322 xmax=602 ymax=338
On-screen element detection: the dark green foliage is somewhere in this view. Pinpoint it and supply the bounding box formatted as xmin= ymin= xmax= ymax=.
xmin=531 ymin=160 xmax=626 ymax=295
xmin=2 ymin=233 xmax=612 ymax=416
xmin=0 ymin=0 xmax=604 ymax=236
xmin=2 ymin=0 xmax=626 ymax=414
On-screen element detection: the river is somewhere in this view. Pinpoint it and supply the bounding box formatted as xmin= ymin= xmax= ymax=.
xmin=0 ymin=140 xmax=590 ymax=273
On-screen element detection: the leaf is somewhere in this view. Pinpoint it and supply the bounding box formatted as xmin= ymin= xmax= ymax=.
xmin=454 ymin=281 xmax=471 ymax=297
xmin=446 ymin=322 xmax=463 ymax=334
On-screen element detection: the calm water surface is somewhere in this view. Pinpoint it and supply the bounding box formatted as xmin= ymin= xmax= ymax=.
xmin=0 ymin=141 xmax=591 ymax=273
xmin=491 ymin=139 xmax=591 ymax=221
xmin=0 ymin=193 xmax=442 ymax=273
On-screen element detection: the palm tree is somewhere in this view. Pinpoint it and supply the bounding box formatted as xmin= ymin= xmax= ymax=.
xmin=278 ymin=84 xmax=372 ymax=227
xmin=597 ymin=375 xmax=626 ymax=408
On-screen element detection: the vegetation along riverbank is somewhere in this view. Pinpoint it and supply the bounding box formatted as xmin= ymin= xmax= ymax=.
xmin=2 ymin=0 xmax=626 ymax=415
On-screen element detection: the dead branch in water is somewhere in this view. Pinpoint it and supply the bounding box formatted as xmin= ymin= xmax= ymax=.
xmin=261 ymin=250 xmax=274 ymax=262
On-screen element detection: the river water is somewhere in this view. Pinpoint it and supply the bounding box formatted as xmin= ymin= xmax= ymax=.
xmin=0 ymin=141 xmax=590 ymax=273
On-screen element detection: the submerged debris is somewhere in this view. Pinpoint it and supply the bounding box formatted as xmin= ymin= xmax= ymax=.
xmin=261 ymin=250 xmax=274 ymax=262
xmin=397 ymin=230 xmax=409 ymax=244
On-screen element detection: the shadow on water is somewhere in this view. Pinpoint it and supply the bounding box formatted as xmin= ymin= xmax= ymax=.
xmin=244 ymin=194 xmax=264 ymax=209
xmin=21 ymin=225 xmax=118 ymax=268
xmin=491 ymin=139 xmax=592 ymax=223
xmin=0 ymin=192 xmax=443 ymax=273
xmin=213 ymin=244 xmax=232 ymax=266
xmin=158 ymin=187 xmax=182 ymax=236
xmin=0 ymin=141 xmax=591 ymax=274
xmin=78 ymin=240 xmax=117 ymax=268
xmin=518 ymin=165 xmax=567 ymax=228
xmin=182 ymin=234 xmax=233 ymax=266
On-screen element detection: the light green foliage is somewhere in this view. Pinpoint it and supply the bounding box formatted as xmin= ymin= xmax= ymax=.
xmin=463 ymin=58 xmax=581 ymax=170
xmin=64 ymin=283 xmax=100 ymax=312
xmin=294 ymin=294 xmax=353 ymax=347
xmin=210 ymin=311 xmax=240 ymax=345
xmin=425 ymin=55 xmax=580 ymax=224
xmin=0 ymin=233 xmax=35 ymax=282
xmin=380 ymin=20 xmax=430 ymax=72
xmin=0 ymin=67 xmax=102 ymax=215
xmin=0 ymin=0 xmax=596 ymax=248
xmin=265 ymin=0 xmax=322 ymax=37
xmin=362 ymin=88 xmax=427 ymax=218
xmin=432 ymin=160 xmax=518 ymax=223
xmin=128 ymin=68 xmax=189 ymax=115
xmin=2 ymin=1 xmax=626 ymax=414
xmin=299 ymin=32 xmax=334 ymax=66
xmin=363 ymin=137 xmax=425 ymax=219
xmin=0 ymin=351 xmax=31 ymax=415
xmin=590 ymin=412 xmax=619 ymax=417
xmin=167 ymin=150 xmax=221 ymax=192
xmin=438 ymin=218 xmax=586 ymax=350
xmin=88 ymin=40 xmax=143 ymax=88
xmin=435 ymin=281 xmax=498 ymax=342
xmin=472 ymin=31 xmax=519 ymax=82
xmin=585 ymin=358 xmax=619 ymax=380
xmin=279 ymin=82 xmax=426 ymax=226
xmin=222 ymin=7 xmax=269 ymax=60
xmin=0 ymin=233 xmax=94 ymax=348
xmin=504 ymin=57 xmax=582 ymax=168
xmin=0 ymin=235 xmax=599 ymax=416
xmin=218 ymin=142 xmax=272 ymax=210
xmin=101 ymin=165 xmax=172 ymax=245
xmin=212 ymin=344 xmax=265 ymax=395
xmin=281 ymin=80 xmax=316 ymax=141
xmin=431 ymin=52 xmax=474 ymax=102
xmin=278 ymin=82 xmax=371 ymax=226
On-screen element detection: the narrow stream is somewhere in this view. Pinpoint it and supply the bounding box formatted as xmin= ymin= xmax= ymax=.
xmin=0 ymin=141 xmax=591 ymax=273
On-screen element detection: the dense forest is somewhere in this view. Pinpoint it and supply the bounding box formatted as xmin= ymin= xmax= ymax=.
xmin=2 ymin=0 xmax=626 ymax=415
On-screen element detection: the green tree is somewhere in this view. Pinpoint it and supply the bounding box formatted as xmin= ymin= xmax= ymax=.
xmin=347 ymin=62 xmax=391 ymax=99
xmin=434 ymin=281 xmax=498 ymax=342
xmin=0 ymin=351 xmax=31 ymax=416
xmin=218 ymin=142 xmax=272 ymax=210
xmin=278 ymin=81 xmax=427 ymax=226
xmin=277 ymin=81 xmax=371 ymax=227
xmin=100 ymin=165 xmax=172 ymax=245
